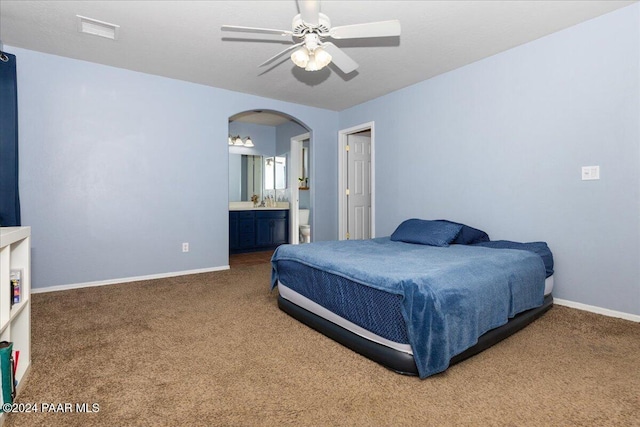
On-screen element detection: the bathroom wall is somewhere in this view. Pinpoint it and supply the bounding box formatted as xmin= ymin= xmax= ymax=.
xmin=275 ymin=120 xmax=307 ymax=156
xmin=228 ymin=121 xmax=278 ymax=203
xmin=299 ymin=140 xmax=311 ymax=210
xmin=273 ymin=120 xmax=309 ymax=204
xmin=228 ymin=121 xmax=276 ymax=157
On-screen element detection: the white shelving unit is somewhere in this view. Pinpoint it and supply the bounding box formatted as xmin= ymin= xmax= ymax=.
xmin=0 ymin=227 xmax=31 ymax=420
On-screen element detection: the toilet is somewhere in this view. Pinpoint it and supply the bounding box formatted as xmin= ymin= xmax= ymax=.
xmin=299 ymin=209 xmax=311 ymax=244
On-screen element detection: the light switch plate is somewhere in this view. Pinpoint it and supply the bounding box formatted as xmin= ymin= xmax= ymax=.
xmin=581 ymin=165 xmax=600 ymax=180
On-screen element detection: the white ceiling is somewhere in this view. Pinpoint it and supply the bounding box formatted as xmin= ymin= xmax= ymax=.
xmin=0 ymin=1 xmax=635 ymax=111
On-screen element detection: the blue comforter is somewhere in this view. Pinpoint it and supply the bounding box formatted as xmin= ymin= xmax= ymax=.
xmin=271 ymin=237 xmax=546 ymax=378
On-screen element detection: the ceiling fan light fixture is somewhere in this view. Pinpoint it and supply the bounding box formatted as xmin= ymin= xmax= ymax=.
xmin=314 ymin=47 xmax=332 ymax=68
xmin=304 ymin=55 xmax=319 ymax=71
xmin=291 ymin=47 xmax=310 ymax=68
xmin=304 ymin=48 xmax=332 ymax=71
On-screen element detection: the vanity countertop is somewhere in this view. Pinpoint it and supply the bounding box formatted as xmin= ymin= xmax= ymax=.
xmin=229 ymin=207 xmax=289 ymax=211
xmin=229 ymin=201 xmax=289 ymax=211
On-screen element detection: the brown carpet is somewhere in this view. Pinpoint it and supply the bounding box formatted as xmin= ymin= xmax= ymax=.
xmin=6 ymin=263 xmax=640 ymax=427
xmin=229 ymin=250 xmax=275 ymax=268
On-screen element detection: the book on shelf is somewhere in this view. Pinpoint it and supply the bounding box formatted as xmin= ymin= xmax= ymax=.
xmin=0 ymin=341 xmax=15 ymax=407
xmin=12 ymin=351 xmax=19 ymax=378
xmin=10 ymin=269 xmax=22 ymax=305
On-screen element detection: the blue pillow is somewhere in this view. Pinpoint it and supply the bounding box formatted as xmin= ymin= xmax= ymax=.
xmin=436 ymin=220 xmax=490 ymax=244
xmin=390 ymin=219 xmax=462 ymax=247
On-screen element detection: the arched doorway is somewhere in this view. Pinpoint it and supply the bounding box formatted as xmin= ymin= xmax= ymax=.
xmin=227 ymin=110 xmax=312 ymax=264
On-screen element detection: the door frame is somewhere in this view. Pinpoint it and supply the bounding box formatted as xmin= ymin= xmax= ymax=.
xmin=289 ymin=132 xmax=310 ymax=244
xmin=338 ymin=122 xmax=375 ymax=240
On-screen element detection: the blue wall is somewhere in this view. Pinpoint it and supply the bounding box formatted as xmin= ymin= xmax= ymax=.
xmin=12 ymin=46 xmax=338 ymax=289
xmin=340 ymin=5 xmax=640 ymax=315
xmin=275 ymin=120 xmax=307 ymax=157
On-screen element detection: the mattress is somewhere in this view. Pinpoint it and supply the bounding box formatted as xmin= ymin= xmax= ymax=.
xmin=272 ymin=238 xmax=552 ymax=377
xmin=279 ymin=281 xmax=413 ymax=355
xmin=276 ymin=260 xmax=554 ymax=357
xmin=277 ymin=289 xmax=553 ymax=376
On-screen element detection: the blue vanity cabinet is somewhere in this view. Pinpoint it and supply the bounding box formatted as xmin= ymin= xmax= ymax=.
xmin=229 ymin=210 xmax=256 ymax=251
xmin=229 ymin=212 xmax=239 ymax=250
xmin=256 ymin=210 xmax=288 ymax=247
xmin=238 ymin=212 xmax=256 ymax=249
xmin=229 ymin=209 xmax=288 ymax=253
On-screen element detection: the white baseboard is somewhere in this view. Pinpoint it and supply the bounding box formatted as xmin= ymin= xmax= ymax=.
xmin=32 ymin=265 xmax=231 ymax=294
xmin=553 ymin=298 xmax=640 ymax=322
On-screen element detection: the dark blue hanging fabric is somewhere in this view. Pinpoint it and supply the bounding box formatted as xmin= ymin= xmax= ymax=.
xmin=0 ymin=51 xmax=21 ymax=227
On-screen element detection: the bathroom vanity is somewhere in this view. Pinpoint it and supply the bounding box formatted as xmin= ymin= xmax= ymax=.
xmin=229 ymin=207 xmax=289 ymax=254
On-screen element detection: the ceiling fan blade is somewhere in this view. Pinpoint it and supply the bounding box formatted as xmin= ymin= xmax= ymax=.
xmin=322 ymin=42 xmax=358 ymax=74
xmin=297 ymin=0 xmax=320 ymax=26
xmin=259 ymin=42 xmax=304 ymax=67
xmin=329 ymin=20 xmax=401 ymax=39
xmin=221 ymin=25 xmax=292 ymax=37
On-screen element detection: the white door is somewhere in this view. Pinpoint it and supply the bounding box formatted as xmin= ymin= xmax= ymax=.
xmin=346 ymin=134 xmax=371 ymax=240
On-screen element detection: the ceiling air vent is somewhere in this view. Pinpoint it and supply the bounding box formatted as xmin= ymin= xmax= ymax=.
xmin=76 ymin=15 xmax=119 ymax=40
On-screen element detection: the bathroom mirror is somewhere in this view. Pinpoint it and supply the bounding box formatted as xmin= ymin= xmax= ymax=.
xmin=264 ymin=156 xmax=286 ymax=190
xmin=229 ymin=154 xmax=263 ymax=202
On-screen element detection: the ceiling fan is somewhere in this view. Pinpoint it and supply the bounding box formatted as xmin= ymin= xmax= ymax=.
xmin=221 ymin=0 xmax=401 ymax=74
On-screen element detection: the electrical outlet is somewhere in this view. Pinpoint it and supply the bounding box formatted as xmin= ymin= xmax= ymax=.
xmin=182 ymin=242 xmax=189 ymax=253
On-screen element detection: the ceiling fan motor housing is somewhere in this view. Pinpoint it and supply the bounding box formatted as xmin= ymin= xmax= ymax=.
xmin=292 ymin=12 xmax=331 ymax=36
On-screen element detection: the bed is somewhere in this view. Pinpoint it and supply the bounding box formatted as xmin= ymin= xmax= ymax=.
xmin=270 ymin=219 xmax=554 ymax=378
